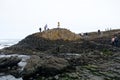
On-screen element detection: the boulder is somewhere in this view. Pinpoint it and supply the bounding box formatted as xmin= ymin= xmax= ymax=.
xmin=0 ymin=56 xmax=22 ymax=77
xmin=0 ymin=56 xmax=21 ymax=69
xmin=22 ymin=55 xmax=69 ymax=79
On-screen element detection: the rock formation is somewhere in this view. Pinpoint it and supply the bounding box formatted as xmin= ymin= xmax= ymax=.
xmin=0 ymin=28 xmax=120 ymax=80
xmin=1 ymin=28 xmax=81 ymax=54
xmin=0 ymin=56 xmax=21 ymax=69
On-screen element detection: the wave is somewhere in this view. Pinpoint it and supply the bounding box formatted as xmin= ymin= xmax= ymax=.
xmin=0 ymin=39 xmax=21 ymax=49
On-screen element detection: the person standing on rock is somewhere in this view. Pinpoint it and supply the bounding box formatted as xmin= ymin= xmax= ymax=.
xmin=98 ymin=29 xmax=101 ymax=35
xmin=44 ymin=24 xmax=47 ymax=31
xmin=39 ymin=27 xmax=42 ymax=32
xmin=111 ymin=36 xmax=115 ymax=46
xmin=58 ymin=22 xmax=60 ymax=28
xmin=111 ymin=36 xmax=119 ymax=47
xmin=114 ymin=36 xmax=119 ymax=47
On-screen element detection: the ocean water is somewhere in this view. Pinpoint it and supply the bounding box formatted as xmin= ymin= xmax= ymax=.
xmin=0 ymin=39 xmax=20 ymax=49
xmin=0 ymin=39 xmax=29 ymax=80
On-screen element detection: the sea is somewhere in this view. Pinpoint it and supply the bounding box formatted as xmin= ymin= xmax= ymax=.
xmin=0 ymin=39 xmax=20 ymax=49
xmin=0 ymin=39 xmax=29 ymax=80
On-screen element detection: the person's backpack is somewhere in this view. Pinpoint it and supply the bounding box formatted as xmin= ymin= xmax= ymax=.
xmin=115 ymin=37 xmax=118 ymax=42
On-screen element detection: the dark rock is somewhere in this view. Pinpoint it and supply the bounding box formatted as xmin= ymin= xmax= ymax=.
xmin=1 ymin=28 xmax=120 ymax=80
xmin=0 ymin=56 xmax=22 ymax=78
xmin=0 ymin=56 xmax=21 ymax=69
xmin=22 ymin=55 xmax=69 ymax=79
xmin=1 ymin=28 xmax=81 ymax=54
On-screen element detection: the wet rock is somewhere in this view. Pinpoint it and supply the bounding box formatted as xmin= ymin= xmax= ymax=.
xmin=22 ymin=55 xmax=69 ymax=79
xmin=0 ymin=56 xmax=21 ymax=70
xmin=0 ymin=56 xmax=22 ymax=78
xmin=1 ymin=28 xmax=120 ymax=80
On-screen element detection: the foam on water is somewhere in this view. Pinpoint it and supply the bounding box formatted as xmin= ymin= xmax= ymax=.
xmin=0 ymin=54 xmax=30 ymax=70
xmin=0 ymin=39 xmax=20 ymax=49
xmin=0 ymin=39 xmax=27 ymax=80
xmin=0 ymin=75 xmax=22 ymax=80
xmin=0 ymin=54 xmax=30 ymax=80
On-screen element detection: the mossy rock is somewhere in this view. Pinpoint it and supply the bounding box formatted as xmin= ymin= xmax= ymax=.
xmin=34 ymin=28 xmax=81 ymax=41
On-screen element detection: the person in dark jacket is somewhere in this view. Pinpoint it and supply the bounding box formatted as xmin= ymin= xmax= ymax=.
xmin=114 ymin=36 xmax=119 ymax=47
xmin=111 ymin=36 xmax=119 ymax=47
xmin=39 ymin=27 xmax=42 ymax=32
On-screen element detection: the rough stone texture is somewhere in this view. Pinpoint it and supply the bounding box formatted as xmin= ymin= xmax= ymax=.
xmin=37 ymin=28 xmax=81 ymax=40
xmin=2 ymin=28 xmax=81 ymax=54
xmin=0 ymin=56 xmax=22 ymax=78
xmin=0 ymin=56 xmax=21 ymax=69
xmin=22 ymin=55 xmax=69 ymax=79
xmin=1 ymin=28 xmax=120 ymax=80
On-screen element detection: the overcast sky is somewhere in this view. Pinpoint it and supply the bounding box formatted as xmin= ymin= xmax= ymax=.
xmin=0 ymin=0 xmax=120 ymax=39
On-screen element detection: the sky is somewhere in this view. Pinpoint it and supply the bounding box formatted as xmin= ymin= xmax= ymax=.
xmin=0 ymin=0 xmax=120 ymax=39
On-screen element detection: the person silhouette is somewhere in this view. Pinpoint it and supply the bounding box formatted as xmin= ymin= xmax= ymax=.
xmin=39 ymin=27 xmax=41 ymax=32
xmin=57 ymin=22 xmax=60 ymax=28
xmin=98 ymin=29 xmax=101 ymax=35
xmin=44 ymin=24 xmax=47 ymax=31
xmin=111 ymin=36 xmax=119 ymax=47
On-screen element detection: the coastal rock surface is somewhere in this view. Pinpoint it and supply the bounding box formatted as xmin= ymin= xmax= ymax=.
xmin=0 ymin=56 xmax=21 ymax=70
xmin=0 ymin=28 xmax=120 ymax=80
xmin=1 ymin=28 xmax=81 ymax=54
xmin=22 ymin=55 xmax=69 ymax=80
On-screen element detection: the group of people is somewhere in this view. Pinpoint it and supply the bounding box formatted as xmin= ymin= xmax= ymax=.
xmin=39 ymin=25 xmax=119 ymax=47
xmin=39 ymin=22 xmax=60 ymax=32
xmin=39 ymin=24 xmax=49 ymax=32
xmin=97 ymin=29 xmax=119 ymax=47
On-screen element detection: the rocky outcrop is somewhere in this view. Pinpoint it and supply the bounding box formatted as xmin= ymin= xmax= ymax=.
xmin=2 ymin=28 xmax=81 ymax=54
xmin=22 ymin=55 xmax=69 ymax=80
xmin=20 ymin=50 xmax=120 ymax=80
xmin=0 ymin=56 xmax=22 ymax=78
xmin=0 ymin=56 xmax=21 ymax=69
xmin=37 ymin=28 xmax=81 ymax=40
xmin=1 ymin=28 xmax=120 ymax=80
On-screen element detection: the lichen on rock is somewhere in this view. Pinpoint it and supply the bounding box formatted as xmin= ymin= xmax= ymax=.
xmin=34 ymin=28 xmax=81 ymax=41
